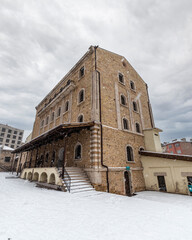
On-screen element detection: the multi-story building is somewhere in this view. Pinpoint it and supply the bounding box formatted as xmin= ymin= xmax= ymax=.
xmin=163 ymin=139 xmax=192 ymax=155
xmin=0 ymin=145 xmax=14 ymax=172
xmin=13 ymin=46 xmax=157 ymax=195
xmin=0 ymin=124 xmax=24 ymax=149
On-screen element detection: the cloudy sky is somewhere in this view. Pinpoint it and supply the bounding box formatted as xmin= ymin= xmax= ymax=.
xmin=0 ymin=0 xmax=192 ymax=143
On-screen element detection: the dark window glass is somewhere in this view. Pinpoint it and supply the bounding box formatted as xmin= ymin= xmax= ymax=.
xmin=79 ymin=67 xmax=84 ymax=77
xmin=121 ymin=95 xmax=126 ymax=105
xmin=2 ymin=128 xmax=6 ymax=132
xmin=79 ymin=90 xmax=84 ymax=103
xmin=46 ymin=116 xmax=49 ymax=125
xmin=45 ymin=153 xmax=49 ymax=163
xmin=51 ymin=112 xmax=54 ymax=121
xmin=65 ymin=101 xmax=69 ymax=112
xmin=119 ymin=73 xmax=124 ymax=84
xmin=126 ymin=146 xmax=134 ymax=161
xmin=14 ymin=131 xmax=17 ymax=134
xmin=133 ymin=101 xmax=138 ymax=111
xmin=1 ymin=133 xmax=4 ymax=136
xmin=78 ymin=115 xmax=83 ymax=123
xmin=17 ymin=141 xmax=21 ymax=144
xmin=0 ymin=138 xmax=3 ymax=142
xmin=123 ymin=118 xmax=129 ymax=130
xmin=75 ymin=145 xmax=82 ymax=159
xmin=18 ymin=137 xmax=22 ymax=140
xmin=7 ymin=134 xmax=11 ymax=138
xmin=136 ymin=123 xmax=141 ymax=133
xmin=11 ymin=145 xmax=15 ymax=148
xmin=12 ymin=140 xmax=15 ymax=143
xmin=13 ymin=135 xmax=16 ymax=139
xmin=6 ymin=139 xmax=9 ymax=143
xmin=19 ymin=132 xmax=23 ymax=136
xmin=57 ymin=107 xmax=61 ymax=117
xmin=4 ymin=157 xmax=11 ymax=162
xmin=8 ymin=129 xmax=12 ymax=133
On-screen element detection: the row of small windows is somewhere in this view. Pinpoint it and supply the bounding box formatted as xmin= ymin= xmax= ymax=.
xmin=0 ymin=128 xmax=22 ymax=135
xmin=118 ymin=73 xmax=135 ymax=90
xmin=120 ymin=95 xmax=138 ymax=112
xmin=122 ymin=118 xmax=141 ymax=133
xmin=0 ymin=133 xmax=22 ymax=140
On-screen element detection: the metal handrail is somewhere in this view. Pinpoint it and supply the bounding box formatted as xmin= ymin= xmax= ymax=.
xmin=63 ymin=167 xmax=71 ymax=192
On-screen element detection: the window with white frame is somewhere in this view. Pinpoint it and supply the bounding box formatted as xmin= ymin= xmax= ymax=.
xmin=78 ymin=115 xmax=83 ymax=123
xmin=135 ymin=122 xmax=141 ymax=133
xmin=133 ymin=101 xmax=138 ymax=112
xmin=65 ymin=101 xmax=69 ymax=112
xmin=119 ymin=73 xmax=124 ymax=84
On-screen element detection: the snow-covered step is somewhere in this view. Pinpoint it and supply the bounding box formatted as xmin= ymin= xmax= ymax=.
xmin=71 ymin=188 xmax=96 ymax=194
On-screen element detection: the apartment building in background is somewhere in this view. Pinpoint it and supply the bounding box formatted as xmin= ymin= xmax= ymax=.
xmin=163 ymin=138 xmax=192 ymax=155
xmin=0 ymin=123 xmax=24 ymax=149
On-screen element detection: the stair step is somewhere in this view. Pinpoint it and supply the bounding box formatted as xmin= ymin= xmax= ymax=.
xmin=70 ymin=185 xmax=93 ymax=190
xmin=71 ymin=182 xmax=91 ymax=186
xmin=71 ymin=188 xmax=96 ymax=194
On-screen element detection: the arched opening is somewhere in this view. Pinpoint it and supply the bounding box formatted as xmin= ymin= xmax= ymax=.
xmin=27 ymin=172 xmax=32 ymax=181
xmin=49 ymin=173 xmax=56 ymax=184
xmin=121 ymin=95 xmax=126 ymax=105
xmin=123 ymin=118 xmax=129 ymax=130
xmin=78 ymin=89 xmax=84 ymax=103
xmin=124 ymin=171 xmax=132 ymax=196
xmin=40 ymin=172 xmax=48 ymax=183
xmin=78 ymin=115 xmax=83 ymax=123
xmin=133 ymin=101 xmax=138 ymax=112
xmin=135 ymin=123 xmax=141 ymax=133
xmin=75 ymin=144 xmax=82 ymax=160
xmin=58 ymin=148 xmax=64 ymax=168
xmin=23 ymin=172 xmax=27 ymax=179
xmin=33 ymin=172 xmax=39 ymax=181
xmin=126 ymin=146 xmax=134 ymax=162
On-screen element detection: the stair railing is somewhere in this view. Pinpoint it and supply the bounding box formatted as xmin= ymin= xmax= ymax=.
xmin=62 ymin=167 xmax=71 ymax=193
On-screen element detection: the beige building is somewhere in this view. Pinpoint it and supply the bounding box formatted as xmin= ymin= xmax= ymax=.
xmin=13 ymin=46 xmax=156 ymax=195
xmin=0 ymin=145 xmax=14 ymax=172
xmin=0 ymin=123 xmax=24 ymax=149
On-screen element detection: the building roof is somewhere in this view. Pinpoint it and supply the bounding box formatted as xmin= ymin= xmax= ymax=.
xmin=140 ymin=150 xmax=192 ymax=162
xmin=12 ymin=122 xmax=95 ymax=154
xmin=0 ymin=145 xmax=14 ymax=151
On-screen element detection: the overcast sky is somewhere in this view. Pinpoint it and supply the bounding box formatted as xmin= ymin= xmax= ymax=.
xmin=0 ymin=0 xmax=192 ymax=143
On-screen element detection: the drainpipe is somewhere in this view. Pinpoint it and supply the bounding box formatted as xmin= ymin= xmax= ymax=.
xmin=94 ymin=46 xmax=109 ymax=192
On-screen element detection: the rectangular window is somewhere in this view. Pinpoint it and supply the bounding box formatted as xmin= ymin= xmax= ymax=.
xmin=13 ymin=135 xmax=16 ymax=139
xmin=177 ymin=150 xmax=181 ymax=154
xmin=7 ymin=134 xmax=11 ymax=138
xmin=2 ymin=128 xmax=6 ymax=132
xmin=6 ymin=139 xmax=9 ymax=143
xmin=0 ymin=138 xmax=3 ymax=142
xmin=17 ymin=141 xmax=21 ymax=144
xmin=57 ymin=107 xmax=61 ymax=117
xmin=1 ymin=133 xmax=4 ymax=136
xmin=11 ymin=145 xmax=15 ymax=148
xmin=46 ymin=116 xmax=49 ymax=125
xmin=19 ymin=132 xmax=23 ymax=136
xmin=175 ymin=143 xmax=180 ymax=147
xmin=168 ymin=145 xmax=172 ymax=149
xmin=14 ymin=131 xmax=17 ymax=134
xmin=118 ymin=73 xmax=124 ymax=84
xmin=4 ymin=157 xmax=11 ymax=162
xmin=8 ymin=129 xmax=12 ymax=133
xmin=12 ymin=140 xmax=15 ymax=143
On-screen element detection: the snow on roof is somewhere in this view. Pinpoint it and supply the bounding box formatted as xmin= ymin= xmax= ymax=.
xmin=0 ymin=145 xmax=14 ymax=151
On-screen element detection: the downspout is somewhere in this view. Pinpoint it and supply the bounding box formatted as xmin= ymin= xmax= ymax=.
xmin=94 ymin=46 xmax=109 ymax=192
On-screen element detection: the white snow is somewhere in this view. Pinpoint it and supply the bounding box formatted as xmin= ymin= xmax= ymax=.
xmin=1 ymin=172 xmax=192 ymax=240
xmin=0 ymin=145 xmax=14 ymax=151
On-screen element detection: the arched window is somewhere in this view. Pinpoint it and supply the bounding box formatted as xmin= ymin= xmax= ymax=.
xmin=121 ymin=95 xmax=126 ymax=105
xmin=139 ymin=147 xmax=144 ymax=152
xmin=78 ymin=89 xmax=84 ymax=103
xmin=75 ymin=144 xmax=82 ymax=159
xmin=78 ymin=115 xmax=83 ymax=123
xmin=126 ymin=146 xmax=134 ymax=162
xmin=45 ymin=153 xmax=49 ymax=163
xmin=133 ymin=101 xmax=138 ymax=112
xmin=123 ymin=118 xmax=129 ymax=130
xmin=65 ymin=101 xmax=69 ymax=112
xmin=136 ymin=123 xmax=141 ymax=133
xmin=130 ymin=81 xmax=135 ymax=90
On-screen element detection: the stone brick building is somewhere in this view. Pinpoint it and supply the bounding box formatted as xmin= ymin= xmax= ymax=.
xmin=0 ymin=145 xmax=14 ymax=172
xmin=13 ymin=46 xmax=156 ymax=195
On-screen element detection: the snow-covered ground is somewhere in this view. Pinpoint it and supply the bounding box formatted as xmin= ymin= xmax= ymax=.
xmin=1 ymin=172 xmax=192 ymax=240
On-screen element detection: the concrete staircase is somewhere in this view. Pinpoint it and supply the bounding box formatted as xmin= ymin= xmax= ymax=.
xmin=62 ymin=167 xmax=100 ymax=196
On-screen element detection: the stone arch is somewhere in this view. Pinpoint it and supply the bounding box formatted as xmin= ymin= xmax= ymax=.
xmin=33 ymin=172 xmax=39 ymax=181
xmin=27 ymin=172 xmax=32 ymax=180
xmin=23 ymin=172 xmax=27 ymax=179
xmin=40 ymin=172 xmax=48 ymax=183
xmin=49 ymin=173 xmax=56 ymax=184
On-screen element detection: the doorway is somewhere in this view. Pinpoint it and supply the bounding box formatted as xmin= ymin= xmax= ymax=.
xmin=57 ymin=147 xmax=64 ymax=168
xmin=124 ymin=171 xmax=132 ymax=196
xmin=157 ymin=176 xmax=167 ymax=192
